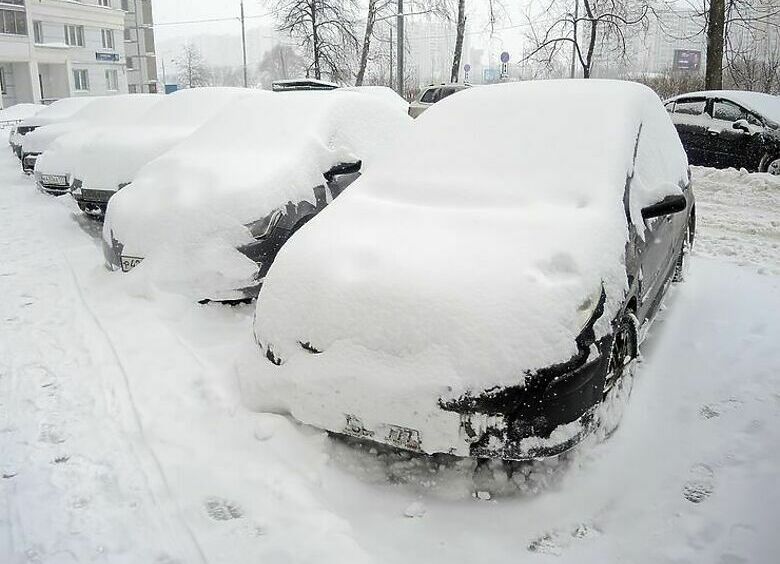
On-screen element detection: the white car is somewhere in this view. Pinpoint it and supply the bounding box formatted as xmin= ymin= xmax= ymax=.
xmin=34 ymin=88 xmax=258 ymax=216
xmin=25 ymin=95 xmax=161 ymax=184
xmin=10 ymin=97 xmax=97 ymax=161
xmin=101 ymin=87 xmax=411 ymax=301
xmin=252 ymin=80 xmax=694 ymax=460
xmin=407 ymin=83 xmax=470 ymax=118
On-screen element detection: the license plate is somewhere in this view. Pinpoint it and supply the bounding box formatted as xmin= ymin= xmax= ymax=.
xmin=120 ymin=255 xmax=143 ymax=272
xmin=81 ymin=189 xmax=113 ymax=203
xmin=385 ymin=424 xmax=422 ymax=451
xmin=40 ymin=174 xmax=67 ymax=186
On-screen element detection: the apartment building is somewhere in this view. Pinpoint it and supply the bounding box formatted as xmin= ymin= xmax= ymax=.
xmin=122 ymin=0 xmax=157 ymax=93
xmin=0 ymin=0 xmax=128 ymax=108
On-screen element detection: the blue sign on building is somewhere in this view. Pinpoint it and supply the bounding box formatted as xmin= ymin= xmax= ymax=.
xmin=96 ymin=52 xmax=120 ymax=63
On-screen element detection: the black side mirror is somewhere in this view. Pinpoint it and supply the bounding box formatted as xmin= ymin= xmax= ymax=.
xmin=641 ymin=194 xmax=687 ymax=220
xmin=733 ymin=119 xmax=750 ymax=133
xmin=324 ymin=160 xmax=362 ymax=182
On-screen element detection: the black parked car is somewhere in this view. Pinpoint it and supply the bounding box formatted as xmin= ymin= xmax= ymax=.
xmin=252 ymin=80 xmax=696 ymax=460
xmin=666 ymin=90 xmax=780 ymax=174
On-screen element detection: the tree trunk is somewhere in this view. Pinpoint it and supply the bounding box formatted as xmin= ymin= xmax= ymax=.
xmin=705 ymin=0 xmax=725 ymax=89
xmin=582 ymin=0 xmax=597 ymax=79
xmin=449 ymin=0 xmax=466 ymax=83
xmin=356 ymin=0 xmax=378 ymax=86
xmin=310 ymin=3 xmax=321 ymax=80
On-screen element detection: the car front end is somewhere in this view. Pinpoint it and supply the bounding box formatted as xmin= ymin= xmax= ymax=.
xmin=34 ymin=170 xmax=77 ymax=196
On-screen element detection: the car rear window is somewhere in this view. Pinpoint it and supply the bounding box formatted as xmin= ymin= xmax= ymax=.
xmin=420 ymin=88 xmax=439 ymax=104
xmin=674 ymin=98 xmax=706 ymax=116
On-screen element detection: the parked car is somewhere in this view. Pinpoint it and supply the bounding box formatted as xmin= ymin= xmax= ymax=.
xmin=9 ymin=97 xmax=97 ymax=160
xmin=1 ymin=103 xmax=45 ymax=136
xmin=665 ymin=90 xmax=780 ymax=174
xmin=252 ymin=80 xmax=695 ymax=461
xmin=34 ymin=88 xmax=260 ymax=217
xmin=408 ymin=83 xmax=470 ymax=117
xmin=24 ymin=94 xmax=160 ymax=180
xmin=101 ymin=88 xmax=411 ymax=301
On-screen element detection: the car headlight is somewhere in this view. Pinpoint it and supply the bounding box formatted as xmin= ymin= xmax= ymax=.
xmin=576 ymin=284 xmax=605 ymax=332
xmin=245 ymin=210 xmax=282 ymax=240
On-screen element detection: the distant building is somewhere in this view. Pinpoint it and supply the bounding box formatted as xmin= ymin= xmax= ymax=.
xmin=122 ymin=0 xmax=158 ymax=93
xmin=0 ymin=0 xmax=129 ymax=108
xmin=404 ymin=19 xmax=470 ymax=89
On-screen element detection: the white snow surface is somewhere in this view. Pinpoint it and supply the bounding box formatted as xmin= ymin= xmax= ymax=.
xmin=35 ymin=88 xmax=260 ymax=189
xmin=1 ymin=147 xmax=778 ymax=564
xmin=17 ymin=96 xmax=99 ymax=128
xmin=22 ymin=95 xmax=162 ymax=154
xmin=252 ymin=81 xmax=689 ymax=439
xmin=0 ymin=103 xmax=45 ymax=124
xmin=102 ymin=89 xmax=412 ymax=298
xmin=669 ymin=89 xmax=780 ymax=124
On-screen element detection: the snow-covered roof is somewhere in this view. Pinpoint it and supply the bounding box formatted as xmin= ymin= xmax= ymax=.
xmin=668 ymin=90 xmax=780 ymax=124
xmin=251 ymin=80 xmax=689 ymax=435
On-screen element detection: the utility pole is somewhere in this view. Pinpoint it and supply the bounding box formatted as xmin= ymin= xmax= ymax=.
xmin=240 ymin=0 xmax=248 ymax=88
xmin=396 ymin=0 xmax=404 ymax=98
xmin=133 ymin=0 xmax=143 ymax=92
xmin=570 ymin=0 xmax=578 ymax=78
xmin=389 ymin=27 xmax=394 ymax=91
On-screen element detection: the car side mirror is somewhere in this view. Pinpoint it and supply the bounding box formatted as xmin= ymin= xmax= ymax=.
xmin=733 ymin=119 xmax=750 ymax=133
xmin=324 ymin=160 xmax=362 ymax=182
xmin=641 ymin=194 xmax=687 ymax=220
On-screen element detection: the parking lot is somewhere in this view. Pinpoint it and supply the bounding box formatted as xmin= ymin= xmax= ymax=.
xmin=1 ymin=135 xmax=779 ymax=564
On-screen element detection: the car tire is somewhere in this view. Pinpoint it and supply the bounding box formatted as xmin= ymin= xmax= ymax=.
xmin=672 ymin=219 xmax=694 ymax=283
xmin=596 ymin=312 xmax=639 ymax=439
xmin=759 ymin=153 xmax=780 ymax=175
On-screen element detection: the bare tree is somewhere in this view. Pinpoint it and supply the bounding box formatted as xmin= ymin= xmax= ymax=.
xmin=449 ymin=0 xmax=466 ymax=82
xmin=523 ymin=0 xmax=650 ymax=79
xmin=269 ymin=0 xmax=361 ymax=82
xmin=174 ymin=43 xmax=211 ymax=88
xmin=257 ymin=44 xmax=307 ymax=87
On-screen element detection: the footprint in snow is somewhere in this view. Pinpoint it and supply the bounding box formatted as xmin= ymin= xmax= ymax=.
xmin=38 ymin=423 xmax=66 ymax=445
xmin=683 ymin=463 xmax=715 ymax=504
xmin=527 ymin=523 xmax=601 ymax=555
xmin=204 ymin=497 xmax=244 ymax=521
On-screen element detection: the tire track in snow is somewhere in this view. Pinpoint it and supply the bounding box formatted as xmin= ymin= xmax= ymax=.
xmin=62 ymin=254 xmax=210 ymax=564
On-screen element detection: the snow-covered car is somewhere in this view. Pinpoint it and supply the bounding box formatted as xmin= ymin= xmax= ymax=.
xmin=34 ymin=88 xmax=258 ymax=217
xmin=252 ymin=80 xmax=696 ymax=460
xmin=665 ymin=90 xmax=780 ymax=174
xmin=408 ymin=83 xmax=471 ymax=118
xmin=101 ymin=88 xmax=412 ymax=301
xmin=9 ymin=97 xmax=96 ymax=161
xmin=25 ymin=95 xmax=161 ymax=181
xmin=2 ymin=103 xmax=45 ymax=136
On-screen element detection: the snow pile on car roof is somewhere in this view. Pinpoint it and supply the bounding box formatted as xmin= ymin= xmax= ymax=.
xmin=0 ymin=103 xmax=45 ymax=125
xmin=23 ymin=96 xmax=100 ymax=127
xmin=250 ymin=80 xmax=689 ymax=443
xmin=24 ymin=95 xmax=162 ymax=154
xmin=103 ymin=88 xmax=412 ymax=297
xmin=37 ymin=88 xmax=261 ymax=189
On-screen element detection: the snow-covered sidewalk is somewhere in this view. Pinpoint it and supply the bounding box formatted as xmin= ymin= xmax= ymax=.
xmin=1 ymin=144 xmax=778 ymax=563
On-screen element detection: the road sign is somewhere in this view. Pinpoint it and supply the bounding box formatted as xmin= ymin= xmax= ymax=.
xmin=673 ymin=49 xmax=701 ymax=72
xmin=464 ymin=64 xmax=471 ymax=72
xmin=500 ymin=51 xmax=510 ymax=64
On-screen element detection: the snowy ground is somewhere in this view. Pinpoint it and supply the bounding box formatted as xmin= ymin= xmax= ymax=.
xmin=1 ymin=140 xmax=778 ymax=564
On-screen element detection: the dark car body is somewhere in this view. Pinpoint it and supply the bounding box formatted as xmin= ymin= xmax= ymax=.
xmin=10 ymin=125 xmax=38 ymax=159
xmin=666 ymin=91 xmax=780 ymax=173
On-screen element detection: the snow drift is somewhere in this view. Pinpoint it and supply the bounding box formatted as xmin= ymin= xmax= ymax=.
xmin=251 ymin=79 xmax=690 ymax=456
xmin=102 ymin=88 xmax=412 ymax=298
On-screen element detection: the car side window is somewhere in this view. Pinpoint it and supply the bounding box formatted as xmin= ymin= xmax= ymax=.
xmin=420 ymin=88 xmax=439 ymax=104
xmin=745 ymin=112 xmax=762 ymax=127
xmin=674 ymin=98 xmax=706 ymax=115
xmin=664 ymin=101 xmax=675 ymax=113
xmin=712 ymin=100 xmax=744 ymax=122
xmin=438 ymin=87 xmax=457 ymax=100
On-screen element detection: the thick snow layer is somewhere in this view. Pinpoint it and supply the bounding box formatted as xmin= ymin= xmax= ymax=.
xmin=669 ymin=89 xmax=780 ymax=124
xmin=23 ymin=95 xmax=162 ymax=154
xmin=19 ymin=96 xmax=99 ymax=128
xmin=103 ymin=89 xmax=412 ymax=298
xmin=1 ymin=147 xmax=778 ymax=564
xmin=252 ymin=80 xmax=689 ymax=437
xmin=35 ymin=88 xmax=260 ymax=190
xmin=0 ymin=103 xmax=45 ymax=124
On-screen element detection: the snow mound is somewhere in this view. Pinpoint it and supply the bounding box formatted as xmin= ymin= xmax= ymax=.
xmin=0 ymin=103 xmax=45 ymax=124
xmin=250 ymin=80 xmax=689 ymax=452
xmin=36 ymin=88 xmax=261 ymax=189
xmin=23 ymin=95 xmax=162 ymax=154
xmin=103 ymin=88 xmax=412 ymax=298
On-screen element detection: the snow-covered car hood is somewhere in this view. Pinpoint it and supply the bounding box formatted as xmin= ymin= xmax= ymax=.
xmin=102 ymin=89 xmax=412 ymax=298
xmin=251 ymin=80 xmax=689 ymax=445
xmin=22 ymin=121 xmax=78 ymax=154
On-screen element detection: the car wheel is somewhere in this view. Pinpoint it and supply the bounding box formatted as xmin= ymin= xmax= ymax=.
xmin=766 ymin=156 xmax=780 ymax=176
xmin=603 ymin=313 xmax=639 ymax=398
xmin=672 ymin=220 xmax=693 ymax=283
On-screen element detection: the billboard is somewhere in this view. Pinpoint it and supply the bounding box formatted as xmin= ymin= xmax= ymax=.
xmin=673 ymin=49 xmax=702 ymax=72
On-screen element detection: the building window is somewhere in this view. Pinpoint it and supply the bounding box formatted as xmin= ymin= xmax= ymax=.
xmin=123 ymin=27 xmax=131 ymax=41
xmin=33 ymin=20 xmax=43 ymax=43
xmin=98 ymin=0 xmax=111 ymax=7
xmin=64 ymin=25 xmax=84 ymax=47
xmin=0 ymin=67 xmax=6 ymax=95
xmin=1 ymin=9 xmax=27 ymax=36
xmin=73 ymin=69 xmax=89 ymax=91
xmin=128 ymin=84 xmax=138 ymax=94
xmin=101 ymin=28 xmax=114 ymax=50
xmin=126 ymin=56 xmax=134 ymax=69
xmin=105 ymin=69 xmax=118 ymax=91
xmin=122 ymin=0 xmax=134 ymax=13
